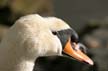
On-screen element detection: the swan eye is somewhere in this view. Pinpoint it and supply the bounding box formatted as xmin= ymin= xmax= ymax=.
xmin=78 ymin=43 xmax=87 ymax=53
xmin=80 ymin=46 xmax=86 ymax=53
xmin=72 ymin=43 xmax=87 ymax=53
xmin=52 ymin=31 xmax=58 ymax=35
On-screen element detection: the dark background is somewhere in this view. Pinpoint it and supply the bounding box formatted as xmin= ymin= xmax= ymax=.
xmin=54 ymin=0 xmax=108 ymax=31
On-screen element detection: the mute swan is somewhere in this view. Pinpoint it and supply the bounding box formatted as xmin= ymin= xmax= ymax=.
xmin=0 ymin=14 xmax=93 ymax=71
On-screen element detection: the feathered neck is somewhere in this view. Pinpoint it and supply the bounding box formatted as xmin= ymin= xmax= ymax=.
xmin=0 ymin=14 xmax=67 ymax=71
xmin=0 ymin=41 xmax=37 ymax=71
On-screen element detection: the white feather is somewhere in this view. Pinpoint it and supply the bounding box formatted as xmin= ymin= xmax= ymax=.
xmin=0 ymin=14 xmax=70 ymax=71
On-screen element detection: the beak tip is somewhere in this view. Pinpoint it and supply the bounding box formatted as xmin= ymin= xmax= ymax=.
xmin=85 ymin=59 xmax=94 ymax=65
xmin=64 ymin=38 xmax=94 ymax=65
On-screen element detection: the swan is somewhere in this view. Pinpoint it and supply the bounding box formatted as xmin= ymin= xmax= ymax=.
xmin=0 ymin=14 xmax=93 ymax=71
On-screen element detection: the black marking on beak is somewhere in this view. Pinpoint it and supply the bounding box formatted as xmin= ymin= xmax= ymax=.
xmin=52 ymin=28 xmax=79 ymax=49
xmin=52 ymin=28 xmax=94 ymax=65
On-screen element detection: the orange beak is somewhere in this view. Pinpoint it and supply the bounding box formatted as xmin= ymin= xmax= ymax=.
xmin=63 ymin=38 xmax=94 ymax=65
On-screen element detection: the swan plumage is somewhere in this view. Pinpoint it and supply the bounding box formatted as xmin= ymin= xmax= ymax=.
xmin=0 ymin=14 xmax=93 ymax=71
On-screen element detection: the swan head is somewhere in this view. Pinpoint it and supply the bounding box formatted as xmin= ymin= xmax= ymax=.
xmin=2 ymin=14 xmax=93 ymax=65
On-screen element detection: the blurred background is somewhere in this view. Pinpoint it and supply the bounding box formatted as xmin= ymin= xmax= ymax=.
xmin=0 ymin=0 xmax=108 ymax=71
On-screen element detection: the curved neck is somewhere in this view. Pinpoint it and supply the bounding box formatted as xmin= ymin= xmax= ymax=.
xmin=0 ymin=46 xmax=37 ymax=71
xmin=0 ymin=55 xmax=36 ymax=71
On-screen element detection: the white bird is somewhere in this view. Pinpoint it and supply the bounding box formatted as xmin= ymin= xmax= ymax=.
xmin=0 ymin=14 xmax=93 ymax=71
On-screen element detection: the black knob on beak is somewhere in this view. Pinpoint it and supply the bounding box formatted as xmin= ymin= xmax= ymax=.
xmin=53 ymin=28 xmax=79 ymax=48
xmin=71 ymin=29 xmax=79 ymax=43
xmin=52 ymin=28 xmax=93 ymax=65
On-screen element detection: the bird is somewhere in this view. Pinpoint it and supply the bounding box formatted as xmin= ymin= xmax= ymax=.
xmin=0 ymin=14 xmax=93 ymax=71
